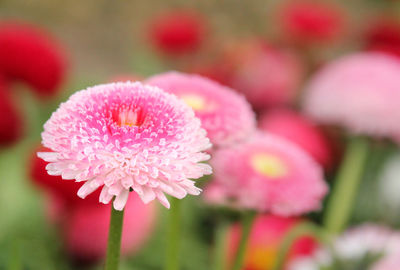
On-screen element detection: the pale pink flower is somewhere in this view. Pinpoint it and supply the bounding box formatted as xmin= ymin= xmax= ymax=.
xmin=204 ymin=133 xmax=327 ymax=216
xmin=38 ymin=82 xmax=212 ymax=210
xmin=146 ymin=72 xmax=256 ymax=147
xmin=303 ymin=52 xmax=400 ymax=138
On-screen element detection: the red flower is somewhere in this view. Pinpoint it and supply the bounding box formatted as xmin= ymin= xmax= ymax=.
xmin=149 ymin=10 xmax=207 ymax=55
xmin=0 ymin=75 xmax=22 ymax=145
xmin=0 ymin=21 xmax=66 ymax=96
xmin=279 ymin=1 xmax=346 ymax=44
xmin=364 ymin=18 xmax=400 ymax=58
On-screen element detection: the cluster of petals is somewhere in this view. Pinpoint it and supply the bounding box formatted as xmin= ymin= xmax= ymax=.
xmin=0 ymin=21 xmax=66 ymax=96
xmin=204 ymin=133 xmax=327 ymax=216
xmin=146 ymin=72 xmax=256 ymax=147
xmin=303 ymin=52 xmax=400 ymax=138
xmin=148 ymin=9 xmax=207 ymax=55
xmin=0 ymin=74 xmax=22 ymax=145
xmin=227 ymin=215 xmax=317 ymax=270
xmin=38 ymin=82 xmax=212 ymax=210
xmin=259 ymin=109 xmax=334 ymax=170
xmin=278 ymin=0 xmax=346 ymax=44
xmin=288 ymin=224 xmax=400 ymax=270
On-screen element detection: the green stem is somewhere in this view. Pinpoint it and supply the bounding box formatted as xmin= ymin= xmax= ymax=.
xmin=165 ymin=198 xmax=182 ymax=270
xmin=272 ymin=222 xmax=331 ymax=270
xmin=323 ymin=136 xmax=370 ymax=234
xmin=7 ymin=240 xmax=22 ymax=270
xmin=104 ymin=205 xmax=125 ymax=270
xmin=213 ymin=220 xmax=230 ymax=270
xmin=231 ymin=211 xmax=256 ymax=270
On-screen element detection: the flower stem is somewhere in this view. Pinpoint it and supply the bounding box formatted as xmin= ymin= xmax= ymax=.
xmin=213 ymin=219 xmax=230 ymax=270
xmin=231 ymin=211 xmax=256 ymax=270
xmin=104 ymin=205 xmax=125 ymax=270
xmin=272 ymin=222 xmax=332 ymax=270
xmin=165 ymin=198 xmax=182 ymax=270
xmin=323 ymin=136 xmax=370 ymax=234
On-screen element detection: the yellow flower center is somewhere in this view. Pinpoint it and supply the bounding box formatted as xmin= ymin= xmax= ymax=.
xmin=247 ymin=245 xmax=277 ymax=270
xmin=118 ymin=110 xmax=140 ymax=127
xmin=251 ymin=153 xmax=287 ymax=178
xmin=180 ymin=94 xmax=214 ymax=112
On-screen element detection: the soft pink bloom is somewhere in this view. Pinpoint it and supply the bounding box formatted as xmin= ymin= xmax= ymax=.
xmin=64 ymin=195 xmax=156 ymax=262
xmin=146 ymin=72 xmax=256 ymax=147
xmin=259 ymin=109 xmax=334 ymax=170
xmin=204 ymin=133 xmax=327 ymax=216
xmin=229 ymin=41 xmax=303 ymax=109
xmin=38 ymin=82 xmax=212 ymax=210
xmin=373 ymin=255 xmax=400 ymax=270
xmin=303 ymin=52 xmax=400 ymax=138
xmin=227 ymin=215 xmax=318 ymax=270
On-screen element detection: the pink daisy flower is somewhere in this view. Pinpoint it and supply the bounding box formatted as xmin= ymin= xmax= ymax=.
xmin=303 ymin=52 xmax=400 ymax=138
xmin=204 ymin=133 xmax=327 ymax=216
xmin=38 ymin=82 xmax=212 ymax=210
xmin=259 ymin=109 xmax=335 ymax=170
xmin=146 ymin=72 xmax=256 ymax=147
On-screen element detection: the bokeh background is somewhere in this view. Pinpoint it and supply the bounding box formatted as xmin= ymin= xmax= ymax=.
xmin=2 ymin=0 xmax=400 ymax=269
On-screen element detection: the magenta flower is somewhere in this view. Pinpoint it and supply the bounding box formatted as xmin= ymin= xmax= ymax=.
xmin=204 ymin=133 xmax=327 ymax=216
xmin=146 ymin=72 xmax=256 ymax=147
xmin=38 ymin=82 xmax=212 ymax=210
xmin=303 ymin=52 xmax=400 ymax=138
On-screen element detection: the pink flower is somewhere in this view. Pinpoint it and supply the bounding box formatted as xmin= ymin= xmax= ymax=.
xmin=204 ymin=133 xmax=327 ymax=216
xmin=259 ymin=109 xmax=334 ymax=170
xmin=278 ymin=0 xmax=346 ymax=44
xmin=38 ymin=82 xmax=212 ymax=210
xmin=64 ymin=196 xmax=156 ymax=262
xmin=0 ymin=21 xmax=66 ymax=96
xmin=303 ymin=52 xmax=400 ymax=138
xmin=228 ymin=41 xmax=303 ymax=109
xmin=227 ymin=215 xmax=318 ymax=270
xmin=146 ymin=72 xmax=256 ymax=147
xmin=148 ymin=9 xmax=207 ymax=56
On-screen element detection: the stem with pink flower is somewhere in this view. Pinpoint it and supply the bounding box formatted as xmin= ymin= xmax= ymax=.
xmin=104 ymin=205 xmax=125 ymax=270
xmin=323 ymin=136 xmax=370 ymax=234
xmin=231 ymin=211 xmax=256 ymax=270
xmin=165 ymin=198 xmax=182 ymax=270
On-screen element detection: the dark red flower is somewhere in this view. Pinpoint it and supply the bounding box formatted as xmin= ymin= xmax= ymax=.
xmin=30 ymin=146 xmax=100 ymax=207
xmin=364 ymin=18 xmax=400 ymax=58
xmin=279 ymin=1 xmax=346 ymax=44
xmin=0 ymin=21 xmax=67 ymax=96
xmin=149 ymin=10 xmax=207 ymax=55
xmin=0 ymin=75 xmax=22 ymax=145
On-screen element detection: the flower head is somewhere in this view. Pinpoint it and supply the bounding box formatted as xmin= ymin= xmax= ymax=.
xmin=227 ymin=215 xmax=317 ymax=270
xmin=278 ymin=0 xmax=346 ymax=44
xmin=204 ymin=133 xmax=327 ymax=216
xmin=0 ymin=21 xmax=66 ymax=96
xmin=148 ymin=9 xmax=207 ymax=56
xmin=288 ymin=224 xmax=400 ymax=270
xmin=146 ymin=72 xmax=256 ymax=147
xmin=227 ymin=41 xmax=303 ymax=109
xmin=303 ymin=52 xmax=400 ymax=138
xmin=259 ymin=109 xmax=334 ymax=170
xmin=38 ymin=82 xmax=212 ymax=210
